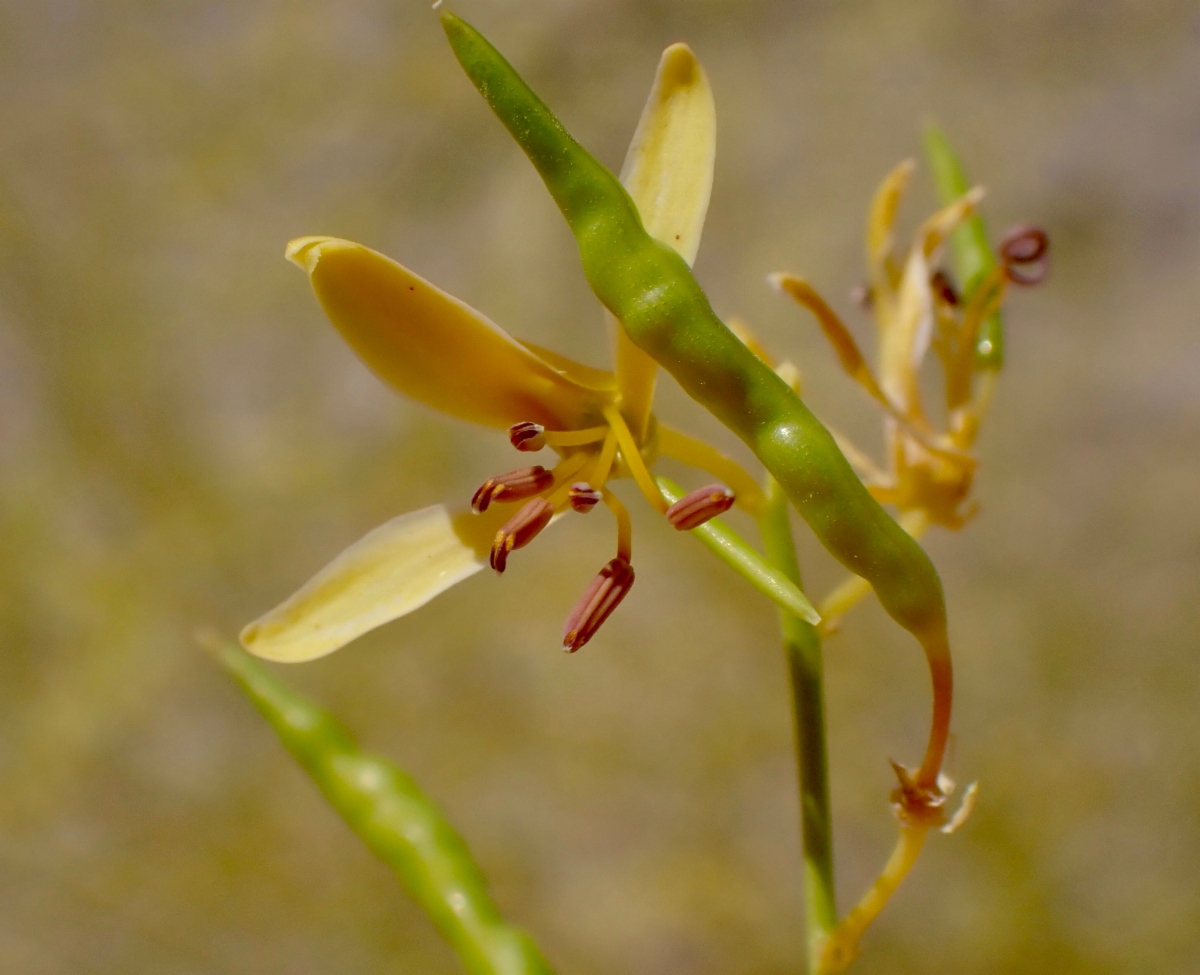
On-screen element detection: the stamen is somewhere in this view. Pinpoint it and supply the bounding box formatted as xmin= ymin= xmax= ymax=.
xmin=999 ymin=225 xmax=1049 ymax=285
xmin=587 ymin=428 xmax=619 ymax=487
xmin=508 ymin=421 xmax=546 ymax=452
xmin=567 ymin=483 xmax=602 ymax=513
xmin=543 ymin=425 xmax=609 ymax=447
xmin=471 ymin=466 xmax=554 ymax=513
xmin=601 ymin=488 xmax=633 ymax=563
xmin=508 ymin=422 xmax=610 ymax=451
xmin=602 ymin=405 xmax=668 ymax=514
xmin=562 ymin=557 xmax=635 ymax=652
xmin=657 ymin=425 xmax=764 ymax=512
xmin=489 ymin=497 xmax=554 ymax=573
xmin=665 ymin=483 xmax=736 ymax=531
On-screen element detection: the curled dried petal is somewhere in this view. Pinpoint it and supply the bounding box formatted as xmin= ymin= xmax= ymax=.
xmin=999 ymin=224 xmax=1049 ymax=285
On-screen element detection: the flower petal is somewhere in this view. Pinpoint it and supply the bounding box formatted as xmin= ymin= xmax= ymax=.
xmin=620 ymin=43 xmax=716 ymax=266
xmin=240 ymin=503 xmax=507 ymax=663
xmin=866 ymin=159 xmax=915 ymax=296
xmin=613 ymin=43 xmax=716 ymax=440
xmin=288 ymin=237 xmax=614 ymax=430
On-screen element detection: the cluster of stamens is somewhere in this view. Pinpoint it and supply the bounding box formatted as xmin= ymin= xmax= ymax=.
xmin=467 ymin=416 xmax=741 ymax=652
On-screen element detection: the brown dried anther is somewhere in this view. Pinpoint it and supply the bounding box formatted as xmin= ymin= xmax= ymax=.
xmin=562 ymin=557 xmax=635 ymax=652
xmin=489 ymin=497 xmax=554 ymax=573
xmin=471 ymin=465 xmax=553 ymax=513
xmin=850 ymin=283 xmax=875 ymax=311
xmin=665 ymin=483 xmax=736 ymax=531
xmin=507 ymin=421 xmax=546 ymax=452
xmin=930 ymin=269 xmax=960 ymax=307
xmin=567 ymin=482 xmax=602 ymax=513
xmin=999 ymin=224 xmax=1049 ymax=286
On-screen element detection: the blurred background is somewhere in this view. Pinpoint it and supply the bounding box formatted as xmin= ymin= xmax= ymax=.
xmin=1 ymin=1 xmax=1198 ymax=972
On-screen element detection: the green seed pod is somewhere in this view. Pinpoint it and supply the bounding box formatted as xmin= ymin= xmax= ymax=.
xmin=216 ymin=640 xmax=555 ymax=975
xmin=440 ymin=11 xmax=952 ymax=790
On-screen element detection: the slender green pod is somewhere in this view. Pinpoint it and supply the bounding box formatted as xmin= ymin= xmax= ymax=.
xmin=214 ymin=640 xmax=555 ymax=975
xmin=441 ymin=11 xmax=951 ymax=788
xmin=923 ymin=122 xmax=1003 ymax=369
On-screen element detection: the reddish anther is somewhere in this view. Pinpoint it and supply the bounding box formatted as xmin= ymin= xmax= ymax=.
xmin=567 ymin=482 xmax=602 ymax=513
xmin=471 ymin=465 xmax=553 ymax=513
xmin=508 ymin=421 xmax=546 ymax=452
xmin=664 ymin=483 xmax=736 ymax=531
xmin=999 ymin=224 xmax=1049 ymax=286
xmin=562 ymin=557 xmax=635 ymax=652
xmin=490 ymin=497 xmax=554 ymax=573
xmin=930 ymin=270 xmax=959 ymax=307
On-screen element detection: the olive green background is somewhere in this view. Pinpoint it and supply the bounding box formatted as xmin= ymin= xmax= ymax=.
xmin=1 ymin=1 xmax=1197 ymax=972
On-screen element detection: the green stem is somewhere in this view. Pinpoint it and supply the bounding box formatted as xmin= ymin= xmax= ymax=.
xmin=758 ymin=477 xmax=837 ymax=969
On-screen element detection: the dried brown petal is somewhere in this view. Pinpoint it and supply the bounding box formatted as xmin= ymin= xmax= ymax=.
xmin=489 ymin=498 xmax=554 ymax=573
xmin=562 ymin=557 xmax=635 ymax=652
xmin=567 ymin=482 xmax=602 ymax=513
xmin=665 ymin=483 xmax=736 ymax=531
xmin=508 ymin=421 xmax=546 ymax=452
xmin=471 ymin=465 xmax=553 ymax=513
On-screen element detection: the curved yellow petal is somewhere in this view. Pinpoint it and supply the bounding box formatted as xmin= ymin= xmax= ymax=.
xmin=620 ymin=43 xmax=716 ymax=265
xmin=240 ymin=503 xmax=507 ymax=663
xmin=288 ymin=237 xmax=614 ymax=430
xmin=613 ymin=43 xmax=716 ymax=441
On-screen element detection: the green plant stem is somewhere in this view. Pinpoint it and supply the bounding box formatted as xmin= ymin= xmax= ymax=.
xmin=758 ymin=476 xmax=836 ymax=970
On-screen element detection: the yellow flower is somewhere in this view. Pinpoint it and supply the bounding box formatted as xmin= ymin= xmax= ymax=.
xmin=770 ymin=160 xmax=1046 ymax=632
xmin=774 ymin=160 xmax=1026 ymax=531
xmin=242 ymin=45 xmax=763 ymax=663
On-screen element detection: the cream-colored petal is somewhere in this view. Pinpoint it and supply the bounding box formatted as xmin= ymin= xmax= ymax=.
xmin=240 ymin=503 xmax=508 ymax=663
xmin=620 ymin=43 xmax=716 ymax=265
xmin=915 ymin=187 xmax=985 ymax=261
xmin=866 ymin=159 xmax=915 ymax=285
xmin=288 ymin=237 xmax=614 ymax=430
xmin=880 ymin=248 xmax=935 ymax=413
xmin=613 ymin=43 xmax=716 ymax=441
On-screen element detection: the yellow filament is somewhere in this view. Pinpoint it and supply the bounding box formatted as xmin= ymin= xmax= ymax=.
xmin=603 ymin=405 xmax=669 ymax=513
xmin=818 ymin=510 xmax=930 ymax=634
xmin=817 ymin=827 xmax=929 ymax=974
xmin=602 ymin=488 xmax=633 ymax=562
xmin=586 ymin=429 xmax=619 ymax=488
xmin=544 ymin=452 xmax=592 ymax=507
xmin=543 ymin=425 xmax=609 ymax=447
xmin=657 ymin=425 xmax=764 ymax=514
